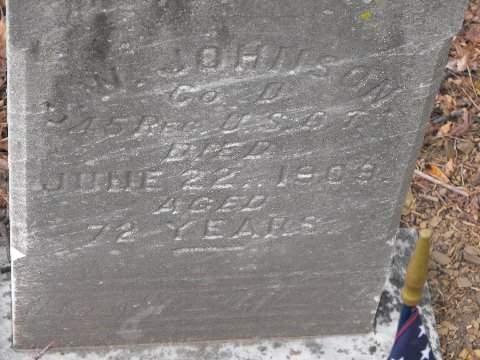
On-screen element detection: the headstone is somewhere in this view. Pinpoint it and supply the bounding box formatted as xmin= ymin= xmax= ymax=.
xmin=8 ymin=0 xmax=467 ymax=349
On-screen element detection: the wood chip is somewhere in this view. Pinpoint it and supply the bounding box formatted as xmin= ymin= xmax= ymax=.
xmin=460 ymin=348 xmax=470 ymax=359
xmin=464 ymin=253 xmax=480 ymax=265
xmin=458 ymin=277 xmax=473 ymax=288
xmin=402 ymin=189 xmax=415 ymax=216
xmin=443 ymin=230 xmax=455 ymax=239
xmin=472 ymin=169 xmax=480 ymax=186
xmin=432 ymin=250 xmax=452 ymax=266
xmin=465 ymin=245 xmax=480 ymax=256
xmin=464 ymin=246 xmax=480 ymax=265
xmin=430 ymin=215 xmax=442 ymax=227
xmin=457 ymin=140 xmax=476 ymax=154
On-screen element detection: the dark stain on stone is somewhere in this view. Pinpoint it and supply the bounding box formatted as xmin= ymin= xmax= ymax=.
xmin=215 ymin=15 xmax=232 ymax=46
xmin=92 ymin=66 xmax=122 ymax=91
xmin=257 ymin=346 xmax=268 ymax=353
xmin=139 ymin=0 xmax=166 ymax=36
xmin=90 ymin=0 xmax=115 ymax=11
xmin=369 ymin=345 xmax=377 ymax=354
xmin=305 ymin=341 xmax=325 ymax=355
xmin=164 ymin=0 xmax=193 ymax=28
xmin=91 ymin=12 xmax=114 ymax=63
xmin=65 ymin=2 xmax=73 ymax=21
xmin=50 ymin=7 xmax=120 ymax=141
xmin=142 ymin=0 xmax=193 ymax=36
xmin=151 ymin=0 xmax=167 ymax=20
xmin=29 ymin=39 xmax=41 ymax=61
xmin=382 ymin=10 xmax=405 ymax=51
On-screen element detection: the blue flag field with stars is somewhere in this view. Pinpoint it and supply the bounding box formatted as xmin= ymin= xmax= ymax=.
xmin=388 ymin=305 xmax=435 ymax=360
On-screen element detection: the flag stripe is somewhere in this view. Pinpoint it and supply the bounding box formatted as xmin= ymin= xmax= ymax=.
xmin=394 ymin=308 xmax=419 ymax=343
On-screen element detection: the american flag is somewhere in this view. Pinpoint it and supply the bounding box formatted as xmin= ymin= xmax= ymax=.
xmin=387 ymin=305 xmax=436 ymax=360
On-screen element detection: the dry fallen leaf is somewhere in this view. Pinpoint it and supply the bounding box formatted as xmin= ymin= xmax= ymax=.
xmin=425 ymin=164 xmax=450 ymax=183
xmin=452 ymin=110 xmax=472 ymax=137
xmin=445 ymin=158 xmax=456 ymax=176
xmin=465 ymin=24 xmax=480 ymax=43
xmin=458 ymin=55 xmax=469 ymax=72
xmin=438 ymin=94 xmax=457 ymax=115
xmin=439 ymin=122 xmax=454 ymax=136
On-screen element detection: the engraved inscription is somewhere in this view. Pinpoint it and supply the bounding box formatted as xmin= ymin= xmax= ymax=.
xmin=40 ymin=40 xmax=399 ymax=259
xmin=153 ymin=194 xmax=268 ymax=217
xmin=35 ymin=157 xmax=378 ymax=194
xmin=35 ymin=169 xmax=164 ymax=193
xmin=166 ymin=214 xmax=322 ymax=244
xmin=157 ymin=42 xmax=337 ymax=77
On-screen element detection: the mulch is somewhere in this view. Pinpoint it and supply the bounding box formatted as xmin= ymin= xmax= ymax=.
xmin=401 ymin=1 xmax=480 ymax=358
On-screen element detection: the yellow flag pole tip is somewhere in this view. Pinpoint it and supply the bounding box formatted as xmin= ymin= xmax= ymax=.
xmin=419 ymin=228 xmax=433 ymax=241
xmin=401 ymin=228 xmax=432 ymax=307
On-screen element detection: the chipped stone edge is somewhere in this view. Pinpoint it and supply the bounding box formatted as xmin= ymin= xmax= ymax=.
xmin=7 ymin=11 xmax=30 ymax=350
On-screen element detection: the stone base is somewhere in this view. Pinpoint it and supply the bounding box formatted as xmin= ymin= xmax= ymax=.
xmin=0 ymin=229 xmax=441 ymax=360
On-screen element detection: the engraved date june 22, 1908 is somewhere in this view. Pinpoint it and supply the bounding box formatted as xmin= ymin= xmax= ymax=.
xmin=36 ymin=158 xmax=377 ymax=194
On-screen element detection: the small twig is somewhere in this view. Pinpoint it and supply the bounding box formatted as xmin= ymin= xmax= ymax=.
xmin=413 ymin=169 xmax=469 ymax=197
xmin=461 ymin=220 xmax=480 ymax=228
xmin=33 ymin=341 xmax=54 ymax=360
xmin=417 ymin=194 xmax=439 ymax=203
xmin=467 ymin=64 xmax=478 ymax=99
xmin=460 ymin=87 xmax=480 ymax=112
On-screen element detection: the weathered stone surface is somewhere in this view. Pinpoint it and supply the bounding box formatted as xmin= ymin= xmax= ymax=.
xmin=8 ymin=0 xmax=467 ymax=349
xmin=0 ymin=229 xmax=441 ymax=359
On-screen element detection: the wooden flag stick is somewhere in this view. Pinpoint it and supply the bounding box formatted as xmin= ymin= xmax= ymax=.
xmin=401 ymin=229 xmax=432 ymax=307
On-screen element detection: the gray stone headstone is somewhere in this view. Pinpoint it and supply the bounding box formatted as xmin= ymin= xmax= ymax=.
xmin=8 ymin=0 xmax=466 ymax=349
